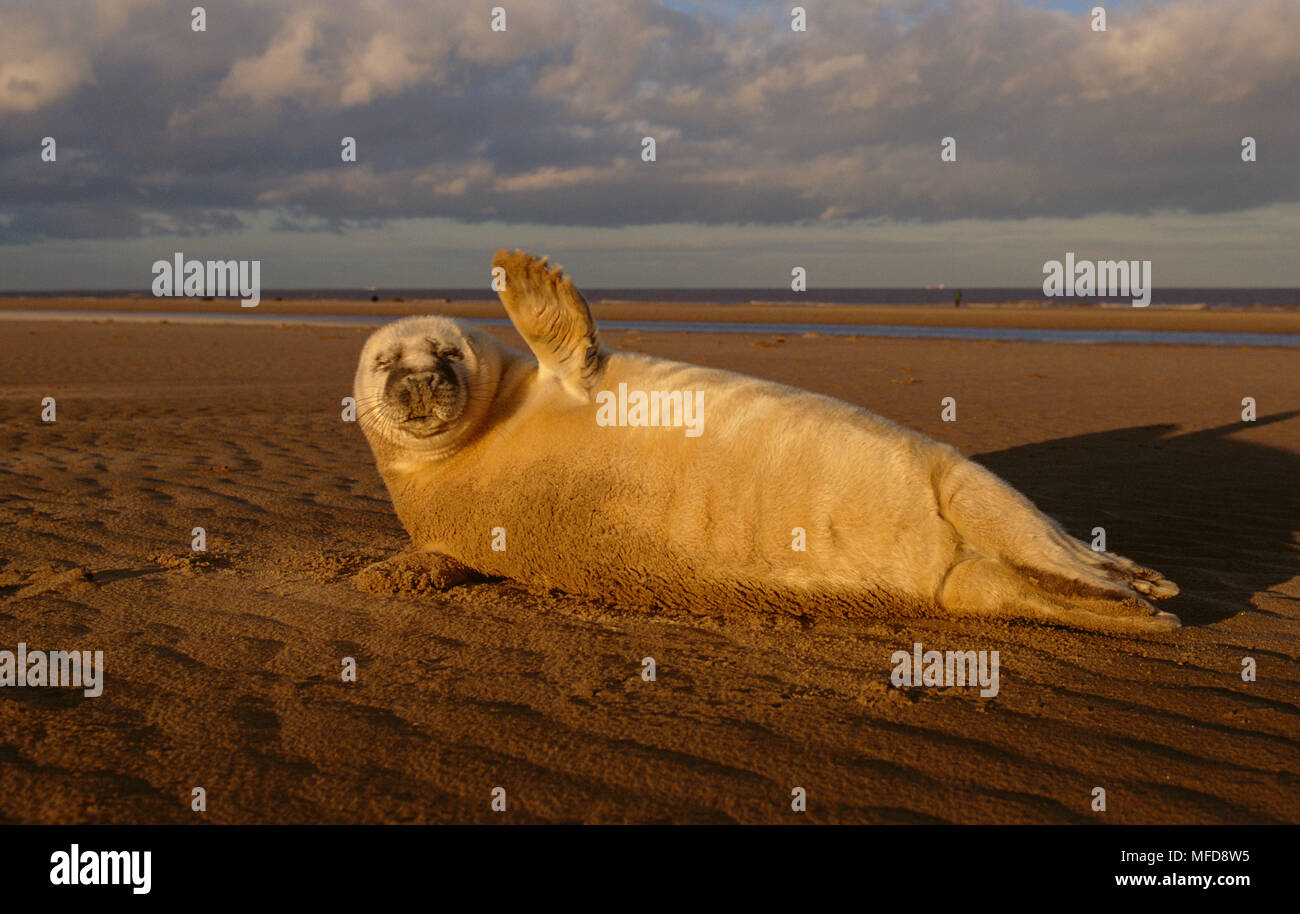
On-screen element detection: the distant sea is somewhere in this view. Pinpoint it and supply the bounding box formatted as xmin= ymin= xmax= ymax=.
xmin=5 ymin=288 xmax=1298 ymax=308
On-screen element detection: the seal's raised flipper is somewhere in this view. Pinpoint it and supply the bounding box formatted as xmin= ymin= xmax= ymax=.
xmin=492 ymin=249 xmax=607 ymax=399
xmin=354 ymin=550 xmax=478 ymax=595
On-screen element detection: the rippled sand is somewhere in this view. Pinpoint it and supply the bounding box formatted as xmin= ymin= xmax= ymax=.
xmin=0 ymin=310 xmax=1297 ymax=823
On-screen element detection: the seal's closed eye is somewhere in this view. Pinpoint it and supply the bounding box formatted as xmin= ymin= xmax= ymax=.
xmin=425 ymin=338 xmax=463 ymax=361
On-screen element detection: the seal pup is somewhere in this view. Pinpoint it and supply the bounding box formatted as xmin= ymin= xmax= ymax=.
xmin=352 ymin=250 xmax=1179 ymax=632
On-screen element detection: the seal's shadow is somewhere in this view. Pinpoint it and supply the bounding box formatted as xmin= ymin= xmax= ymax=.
xmin=973 ymin=412 xmax=1300 ymax=626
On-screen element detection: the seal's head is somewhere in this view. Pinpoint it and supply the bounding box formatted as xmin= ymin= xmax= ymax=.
xmin=353 ymin=315 xmax=503 ymax=463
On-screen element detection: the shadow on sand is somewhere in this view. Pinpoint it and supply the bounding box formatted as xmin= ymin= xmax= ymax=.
xmin=974 ymin=412 xmax=1300 ymax=627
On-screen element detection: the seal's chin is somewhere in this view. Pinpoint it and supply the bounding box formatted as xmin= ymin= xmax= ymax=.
xmin=398 ymin=412 xmax=458 ymax=438
xmin=389 ymin=391 xmax=468 ymax=438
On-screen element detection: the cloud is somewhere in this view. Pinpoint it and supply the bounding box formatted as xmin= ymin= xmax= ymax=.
xmin=216 ymin=11 xmax=324 ymax=106
xmin=0 ymin=0 xmax=1296 ymax=243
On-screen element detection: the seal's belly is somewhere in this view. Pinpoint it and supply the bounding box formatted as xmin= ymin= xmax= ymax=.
xmin=398 ymin=353 xmax=959 ymax=605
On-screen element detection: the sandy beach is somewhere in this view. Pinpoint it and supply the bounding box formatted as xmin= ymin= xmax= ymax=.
xmin=0 ymin=303 xmax=1297 ymax=824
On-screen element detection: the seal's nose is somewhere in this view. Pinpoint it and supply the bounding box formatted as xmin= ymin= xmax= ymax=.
xmin=397 ymin=371 xmax=439 ymax=412
xmin=388 ymin=363 xmax=458 ymax=419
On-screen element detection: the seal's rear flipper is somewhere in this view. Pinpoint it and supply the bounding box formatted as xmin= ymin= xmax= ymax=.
xmin=937 ymin=554 xmax=1181 ymax=633
xmin=933 ymin=454 xmax=1181 ymax=630
xmin=492 ymin=249 xmax=608 ymax=399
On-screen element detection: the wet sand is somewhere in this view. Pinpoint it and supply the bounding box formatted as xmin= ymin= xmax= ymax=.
xmin=4 ymin=294 xmax=1299 ymax=334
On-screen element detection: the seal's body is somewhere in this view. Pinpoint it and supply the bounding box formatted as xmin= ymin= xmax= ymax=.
xmin=353 ymin=251 xmax=1179 ymax=632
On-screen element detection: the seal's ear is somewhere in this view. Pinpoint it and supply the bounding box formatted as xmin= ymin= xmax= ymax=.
xmin=492 ymin=249 xmax=607 ymax=399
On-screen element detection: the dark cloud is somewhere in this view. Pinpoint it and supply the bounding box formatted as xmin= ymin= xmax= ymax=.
xmin=0 ymin=0 xmax=1296 ymax=243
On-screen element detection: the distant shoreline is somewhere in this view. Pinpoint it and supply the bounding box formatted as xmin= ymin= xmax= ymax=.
xmin=2 ymin=303 xmax=1298 ymax=348
xmin=1 ymin=287 xmax=1297 ymax=309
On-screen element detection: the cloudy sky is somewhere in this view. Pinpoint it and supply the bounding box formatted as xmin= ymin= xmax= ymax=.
xmin=0 ymin=0 xmax=1296 ymax=289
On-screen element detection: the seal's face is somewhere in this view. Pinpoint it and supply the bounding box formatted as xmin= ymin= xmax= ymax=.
xmin=354 ymin=316 xmax=500 ymax=461
xmin=374 ymin=336 xmax=468 ymax=436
